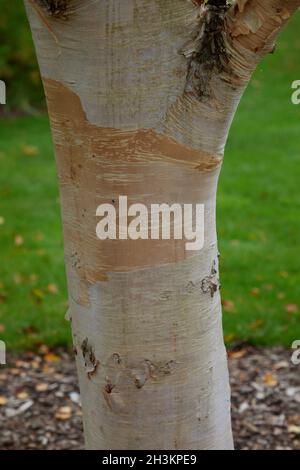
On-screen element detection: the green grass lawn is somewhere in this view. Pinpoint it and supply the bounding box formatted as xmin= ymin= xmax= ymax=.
xmin=0 ymin=116 xmax=69 ymax=349
xmin=1 ymin=16 xmax=300 ymax=350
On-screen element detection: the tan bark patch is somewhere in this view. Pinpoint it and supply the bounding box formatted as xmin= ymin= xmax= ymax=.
xmin=43 ymin=78 xmax=221 ymax=304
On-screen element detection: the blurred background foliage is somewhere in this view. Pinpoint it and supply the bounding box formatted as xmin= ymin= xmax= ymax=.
xmin=0 ymin=1 xmax=44 ymax=112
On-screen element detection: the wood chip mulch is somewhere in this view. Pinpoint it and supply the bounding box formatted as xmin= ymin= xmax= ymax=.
xmin=0 ymin=346 xmax=300 ymax=450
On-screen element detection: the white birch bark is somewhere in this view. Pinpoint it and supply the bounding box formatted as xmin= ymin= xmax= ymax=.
xmin=24 ymin=0 xmax=300 ymax=450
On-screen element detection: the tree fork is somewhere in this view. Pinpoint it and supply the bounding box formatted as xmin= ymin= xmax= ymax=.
xmin=25 ymin=0 xmax=300 ymax=450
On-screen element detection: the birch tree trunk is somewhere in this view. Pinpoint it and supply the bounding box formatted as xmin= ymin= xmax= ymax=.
xmin=25 ymin=0 xmax=300 ymax=450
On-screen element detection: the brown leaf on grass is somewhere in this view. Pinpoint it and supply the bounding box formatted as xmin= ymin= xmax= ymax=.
xmin=222 ymin=299 xmax=235 ymax=313
xmin=47 ymin=283 xmax=58 ymax=295
xmin=22 ymin=325 xmax=39 ymax=337
xmin=249 ymin=319 xmax=264 ymax=330
xmin=36 ymin=249 xmax=47 ymax=256
xmin=13 ymin=273 xmax=24 ymax=285
xmin=0 ymin=324 xmax=5 ymax=333
xmin=35 ymin=232 xmax=44 ymax=241
xmin=250 ymin=287 xmax=260 ymax=297
xmin=14 ymin=235 xmax=24 ymax=246
xmin=285 ymin=304 xmax=298 ymax=314
xmin=30 ymin=360 xmax=40 ymax=369
xmin=224 ymin=333 xmax=236 ymax=343
xmin=21 ymin=145 xmax=39 ymax=157
xmin=263 ymin=284 xmax=273 ymax=291
xmin=0 ymin=292 xmax=8 ymax=303
xmin=277 ymin=292 xmax=286 ymax=300
xmin=279 ymin=271 xmax=289 ymax=278
xmin=31 ymin=288 xmax=44 ymax=302
xmin=29 ymin=274 xmax=38 ymax=284
xmin=228 ymin=349 xmax=247 ymax=360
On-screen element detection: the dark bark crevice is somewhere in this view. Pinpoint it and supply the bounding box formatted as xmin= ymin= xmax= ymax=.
xmin=183 ymin=0 xmax=232 ymax=100
xmin=35 ymin=0 xmax=71 ymax=18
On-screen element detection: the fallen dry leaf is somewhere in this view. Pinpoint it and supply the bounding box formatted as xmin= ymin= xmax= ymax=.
xmin=35 ymin=232 xmax=44 ymax=241
xmin=222 ymin=299 xmax=235 ymax=313
xmin=31 ymin=288 xmax=45 ymax=303
xmin=35 ymin=383 xmax=49 ymax=392
xmin=263 ymin=372 xmax=278 ymax=388
xmin=15 ymin=360 xmax=29 ymax=369
xmin=277 ymin=292 xmax=286 ymax=300
xmin=0 ymin=396 xmax=8 ymax=406
xmin=285 ymin=304 xmax=298 ymax=314
xmin=279 ymin=271 xmax=289 ymax=278
xmin=44 ymin=353 xmax=60 ymax=363
xmin=21 ymin=145 xmax=39 ymax=157
xmin=36 ymin=249 xmax=47 ymax=256
xmin=14 ymin=235 xmax=24 ymax=246
xmin=273 ymin=361 xmax=289 ymax=370
xmin=29 ymin=274 xmax=38 ymax=284
xmin=55 ymin=406 xmax=72 ymax=421
xmin=250 ymin=287 xmax=260 ymax=297
xmin=30 ymin=360 xmax=40 ymax=369
xmin=224 ymin=333 xmax=236 ymax=343
xmin=22 ymin=325 xmax=38 ymax=337
xmin=288 ymin=425 xmax=300 ymax=435
xmin=13 ymin=273 xmax=24 ymax=285
xmin=47 ymin=283 xmax=58 ymax=295
xmin=16 ymin=391 xmax=29 ymax=400
xmin=263 ymin=284 xmax=273 ymax=291
xmin=0 ymin=324 xmax=5 ymax=333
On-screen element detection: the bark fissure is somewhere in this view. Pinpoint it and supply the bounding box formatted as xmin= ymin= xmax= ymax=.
xmin=81 ymin=337 xmax=100 ymax=379
xmin=201 ymin=260 xmax=220 ymax=298
xmin=35 ymin=0 xmax=71 ymax=18
xmin=184 ymin=0 xmax=232 ymax=99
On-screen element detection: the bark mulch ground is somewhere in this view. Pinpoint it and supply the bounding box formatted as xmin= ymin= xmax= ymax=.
xmin=0 ymin=346 xmax=300 ymax=450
